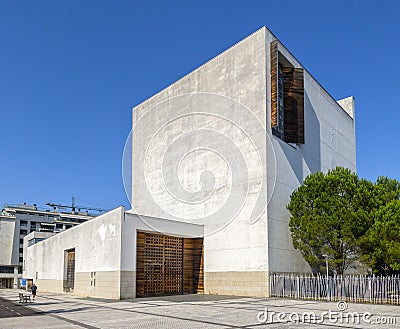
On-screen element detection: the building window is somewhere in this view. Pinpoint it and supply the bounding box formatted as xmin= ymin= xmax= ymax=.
xmin=28 ymin=238 xmax=45 ymax=246
xmin=39 ymin=223 xmax=55 ymax=232
xmin=270 ymin=40 xmax=305 ymax=144
xmin=0 ymin=266 xmax=14 ymax=274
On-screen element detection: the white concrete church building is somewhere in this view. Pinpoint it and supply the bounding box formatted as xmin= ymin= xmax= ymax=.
xmin=24 ymin=27 xmax=356 ymax=299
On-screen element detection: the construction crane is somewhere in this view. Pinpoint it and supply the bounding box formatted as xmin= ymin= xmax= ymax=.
xmin=46 ymin=197 xmax=108 ymax=215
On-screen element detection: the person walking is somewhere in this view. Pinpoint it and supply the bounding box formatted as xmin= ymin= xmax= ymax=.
xmin=31 ymin=283 xmax=37 ymax=300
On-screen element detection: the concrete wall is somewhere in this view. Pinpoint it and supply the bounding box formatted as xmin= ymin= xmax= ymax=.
xmin=265 ymin=30 xmax=356 ymax=273
xmin=337 ymin=96 xmax=355 ymax=119
xmin=23 ymin=231 xmax=56 ymax=274
xmin=25 ymin=207 xmax=124 ymax=299
xmin=131 ymin=27 xmax=356 ymax=288
xmin=131 ymin=28 xmax=270 ymax=296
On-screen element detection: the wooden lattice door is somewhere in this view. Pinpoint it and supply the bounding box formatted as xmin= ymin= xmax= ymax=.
xmin=163 ymin=236 xmax=183 ymax=295
xmin=139 ymin=232 xmax=183 ymax=297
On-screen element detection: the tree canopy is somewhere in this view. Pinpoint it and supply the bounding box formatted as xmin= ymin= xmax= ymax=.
xmin=359 ymin=177 xmax=400 ymax=274
xmin=287 ymin=167 xmax=400 ymax=275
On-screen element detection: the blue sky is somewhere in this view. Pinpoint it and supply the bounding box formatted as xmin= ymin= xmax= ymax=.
xmin=1 ymin=0 xmax=399 ymax=210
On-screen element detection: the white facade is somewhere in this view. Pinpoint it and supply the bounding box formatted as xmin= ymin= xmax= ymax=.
xmin=130 ymin=27 xmax=356 ymax=294
xmin=25 ymin=27 xmax=356 ymax=299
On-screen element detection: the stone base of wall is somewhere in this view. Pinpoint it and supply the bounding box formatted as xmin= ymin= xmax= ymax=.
xmin=36 ymin=271 xmax=136 ymax=300
xmin=74 ymin=271 xmax=121 ymax=299
xmin=37 ymin=271 xmax=270 ymax=299
xmin=35 ymin=279 xmax=63 ymax=294
xmin=120 ymin=271 xmax=135 ymax=299
xmin=204 ymin=271 xmax=269 ymax=297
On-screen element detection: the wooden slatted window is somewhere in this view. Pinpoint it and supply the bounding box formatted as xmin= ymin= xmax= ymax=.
xmin=270 ymin=41 xmax=305 ymax=144
xmin=270 ymin=40 xmax=278 ymax=127
xmin=283 ymin=67 xmax=304 ymax=143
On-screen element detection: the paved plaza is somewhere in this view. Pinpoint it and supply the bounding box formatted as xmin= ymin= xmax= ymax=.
xmin=0 ymin=289 xmax=399 ymax=328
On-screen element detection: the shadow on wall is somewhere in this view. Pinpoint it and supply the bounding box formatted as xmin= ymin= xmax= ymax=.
xmin=302 ymin=92 xmax=321 ymax=174
xmin=279 ymin=91 xmax=321 ymax=186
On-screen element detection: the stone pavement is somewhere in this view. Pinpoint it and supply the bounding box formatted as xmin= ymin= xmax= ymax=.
xmin=0 ymin=289 xmax=399 ymax=328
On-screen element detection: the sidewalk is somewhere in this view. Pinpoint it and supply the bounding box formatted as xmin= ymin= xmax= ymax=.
xmin=0 ymin=289 xmax=399 ymax=328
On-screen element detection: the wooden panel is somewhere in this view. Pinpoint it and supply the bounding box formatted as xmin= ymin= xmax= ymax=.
xmin=270 ymin=40 xmax=278 ymax=127
xmin=163 ymin=235 xmax=183 ymax=295
xmin=283 ymin=67 xmax=304 ymax=144
xmin=282 ymin=67 xmax=296 ymax=142
xmin=183 ymin=238 xmax=204 ymax=294
xmin=193 ymin=238 xmax=204 ymax=293
xmin=136 ymin=232 xmax=145 ymax=297
xmin=293 ymin=68 xmax=305 ymax=144
xmin=183 ymin=239 xmax=194 ymax=294
xmin=144 ymin=233 xmax=164 ymax=296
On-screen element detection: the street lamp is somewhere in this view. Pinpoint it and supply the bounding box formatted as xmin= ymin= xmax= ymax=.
xmin=322 ymin=254 xmax=330 ymax=300
xmin=322 ymin=254 xmax=329 ymax=277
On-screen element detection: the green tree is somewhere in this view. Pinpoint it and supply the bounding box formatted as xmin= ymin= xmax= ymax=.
xmin=373 ymin=176 xmax=400 ymax=206
xmin=287 ymin=167 xmax=375 ymax=275
xmin=359 ymin=177 xmax=400 ymax=275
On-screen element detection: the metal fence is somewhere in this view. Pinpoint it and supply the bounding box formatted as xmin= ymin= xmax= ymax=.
xmin=270 ymin=273 xmax=400 ymax=305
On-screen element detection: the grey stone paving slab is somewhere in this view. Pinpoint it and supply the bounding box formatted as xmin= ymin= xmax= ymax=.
xmin=0 ymin=314 xmax=83 ymax=329
xmin=0 ymin=289 xmax=398 ymax=328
